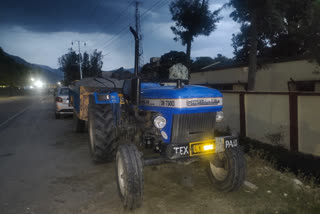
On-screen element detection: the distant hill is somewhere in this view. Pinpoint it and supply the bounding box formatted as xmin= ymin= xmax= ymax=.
xmin=2 ymin=49 xmax=63 ymax=84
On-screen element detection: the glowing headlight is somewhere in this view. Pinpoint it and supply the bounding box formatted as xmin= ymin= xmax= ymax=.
xmin=34 ymin=80 xmax=44 ymax=88
xmin=154 ymin=115 xmax=166 ymax=129
xmin=216 ymin=111 xmax=224 ymax=122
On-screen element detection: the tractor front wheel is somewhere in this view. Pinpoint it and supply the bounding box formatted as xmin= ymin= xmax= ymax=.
xmin=116 ymin=144 xmax=143 ymax=210
xmin=207 ymin=147 xmax=246 ymax=192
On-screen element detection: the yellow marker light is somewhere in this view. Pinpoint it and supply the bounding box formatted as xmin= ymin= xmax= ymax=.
xmin=190 ymin=140 xmax=215 ymax=156
xmin=203 ymin=144 xmax=214 ymax=151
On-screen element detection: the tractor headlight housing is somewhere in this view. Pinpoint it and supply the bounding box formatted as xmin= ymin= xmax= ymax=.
xmin=154 ymin=115 xmax=166 ymax=129
xmin=216 ymin=111 xmax=224 ymax=122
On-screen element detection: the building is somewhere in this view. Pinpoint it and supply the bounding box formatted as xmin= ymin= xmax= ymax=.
xmin=190 ymin=59 xmax=320 ymax=92
xmin=189 ymin=58 xmax=320 ymax=157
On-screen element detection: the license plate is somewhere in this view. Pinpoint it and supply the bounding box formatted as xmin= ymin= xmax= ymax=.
xmin=189 ymin=140 xmax=216 ymax=156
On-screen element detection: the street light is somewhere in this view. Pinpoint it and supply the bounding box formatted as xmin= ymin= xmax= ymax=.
xmin=31 ymin=77 xmax=35 ymax=81
xmin=34 ymin=80 xmax=44 ymax=88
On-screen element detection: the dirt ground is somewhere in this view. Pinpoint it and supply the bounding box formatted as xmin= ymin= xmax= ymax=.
xmin=0 ymin=96 xmax=319 ymax=214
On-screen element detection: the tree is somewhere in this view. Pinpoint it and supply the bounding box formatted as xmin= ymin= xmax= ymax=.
xmin=89 ymin=50 xmax=103 ymax=77
xmin=82 ymin=52 xmax=90 ymax=78
xmin=307 ymin=1 xmax=320 ymax=64
xmin=268 ymin=0 xmax=314 ymax=58
xmin=170 ymin=0 xmax=222 ymax=62
xmin=191 ymin=56 xmax=215 ymax=71
xmin=228 ymin=0 xmax=282 ymax=90
xmin=58 ymin=49 xmax=79 ymax=85
xmin=159 ymin=51 xmax=188 ymax=80
xmin=191 ymin=54 xmax=233 ymax=71
xmin=140 ymin=51 xmax=188 ymax=80
xmin=58 ymin=49 xmax=103 ymax=85
xmin=230 ymin=0 xmax=320 ymax=90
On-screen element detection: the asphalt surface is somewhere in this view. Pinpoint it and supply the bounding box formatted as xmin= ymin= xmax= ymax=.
xmin=0 ymin=95 xmax=95 ymax=214
xmin=0 ymin=96 xmax=35 ymax=127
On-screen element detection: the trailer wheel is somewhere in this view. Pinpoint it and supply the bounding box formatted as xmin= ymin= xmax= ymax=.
xmin=88 ymin=104 xmax=118 ymax=162
xmin=207 ymin=147 xmax=246 ymax=192
xmin=116 ymin=144 xmax=143 ymax=210
xmin=73 ymin=111 xmax=85 ymax=132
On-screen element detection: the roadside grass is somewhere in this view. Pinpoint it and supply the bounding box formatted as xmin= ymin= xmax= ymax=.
xmin=243 ymin=149 xmax=320 ymax=214
xmin=142 ymin=147 xmax=320 ymax=214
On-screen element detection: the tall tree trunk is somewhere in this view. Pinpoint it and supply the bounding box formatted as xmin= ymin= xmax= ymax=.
xmin=186 ymin=39 xmax=192 ymax=75
xmin=248 ymin=11 xmax=258 ymax=91
xmin=186 ymin=39 xmax=192 ymax=62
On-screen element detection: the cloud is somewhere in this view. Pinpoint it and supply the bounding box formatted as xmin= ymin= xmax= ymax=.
xmin=0 ymin=0 xmax=135 ymax=34
xmin=0 ymin=0 xmax=239 ymax=70
xmin=0 ymin=25 xmax=134 ymax=70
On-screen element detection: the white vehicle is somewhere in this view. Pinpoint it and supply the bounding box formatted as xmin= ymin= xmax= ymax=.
xmin=55 ymin=87 xmax=73 ymax=119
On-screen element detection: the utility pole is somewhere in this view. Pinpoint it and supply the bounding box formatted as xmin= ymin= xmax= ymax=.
xmin=135 ymin=1 xmax=143 ymax=67
xmin=135 ymin=1 xmax=139 ymax=34
xmin=71 ymin=41 xmax=86 ymax=80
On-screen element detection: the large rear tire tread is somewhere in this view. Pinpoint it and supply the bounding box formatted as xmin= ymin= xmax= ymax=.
xmin=88 ymin=104 xmax=118 ymax=163
xmin=116 ymin=144 xmax=143 ymax=210
xmin=207 ymin=146 xmax=246 ymax=192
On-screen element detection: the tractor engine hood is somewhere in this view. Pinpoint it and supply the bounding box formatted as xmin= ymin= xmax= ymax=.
xmin=140 ymin=83 xmax=223 ymax=110
xmin=139 ymin=83 xmax=223 ymax=144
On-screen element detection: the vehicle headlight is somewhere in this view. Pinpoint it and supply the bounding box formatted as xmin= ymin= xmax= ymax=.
xmin=154 ymin=115 xmax=166 ymax=129
xmin=216 ymin=111 xmax=224 ymax=122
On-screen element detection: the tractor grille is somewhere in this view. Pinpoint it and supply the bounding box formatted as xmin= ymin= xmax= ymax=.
xmin=171 ymin=112 xmax=216 ymax=144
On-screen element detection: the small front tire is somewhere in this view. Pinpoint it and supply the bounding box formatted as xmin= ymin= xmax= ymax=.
xmin=207 ymin=147 xmax=246 ymax=192
xmin=116 ymin=144 xmax=143 ymax=210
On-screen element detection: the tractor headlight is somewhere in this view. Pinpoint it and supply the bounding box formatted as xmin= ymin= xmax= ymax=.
xmin=154 ymin=115 xmax=166 ymax=129
xmin=216 ymin=111 xmax=224 ymax=122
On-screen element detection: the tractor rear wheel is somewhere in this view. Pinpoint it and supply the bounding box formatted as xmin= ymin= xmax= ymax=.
xmin=207 ymin=147 xmax=246 ymax=191
xmin=116 ymin=144 xmax=143 ymax=210
xmin=88 ymin=103 xmax=118 ymax=163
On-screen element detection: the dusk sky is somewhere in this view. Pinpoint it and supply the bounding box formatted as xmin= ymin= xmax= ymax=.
xmin=0 ymin=0 xmax=240 ymax=70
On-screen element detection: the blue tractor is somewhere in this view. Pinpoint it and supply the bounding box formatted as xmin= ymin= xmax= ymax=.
xmin=86 ymin=27 xmax=246 ymax=209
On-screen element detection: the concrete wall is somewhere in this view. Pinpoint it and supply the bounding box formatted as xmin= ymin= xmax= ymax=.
xmin=245 ymin=94 xmax=290 ymax=149
xmin=220 ymin=92 xmax=320 ymax=157
xmin=190 ymin=67 xmax=247 ymax=85
xmin=216 ymin=93 xmax=240 ymax=135
xmin=255 ymin=60 xmax=320 ymax=91
xmin=190 ymin=60 xmax=320 ymax=92
xmin=298 ymin=96 xmax=320 ymax=156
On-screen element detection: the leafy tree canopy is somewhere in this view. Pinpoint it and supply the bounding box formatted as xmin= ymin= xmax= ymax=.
xmin=191 ymin=54 xmax=233 ymax=71
xmin=58 ymin=49 xmax=103 ymax=85
xmin=170 ymin=0 xmax=221 ymax=60
xmin=141 ymin=51 xmax=188 ymax=80
xmin=230 ymin=0 xmax=320 ymax=64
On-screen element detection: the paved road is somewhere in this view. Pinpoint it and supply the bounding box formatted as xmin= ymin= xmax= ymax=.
xmin=0 ymin=96 xmax=316 ymax=214
xmin=0 ymin=95 xmax=94 ymax=214
xmin=0 ymin=96 xmax=35 ymax=127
